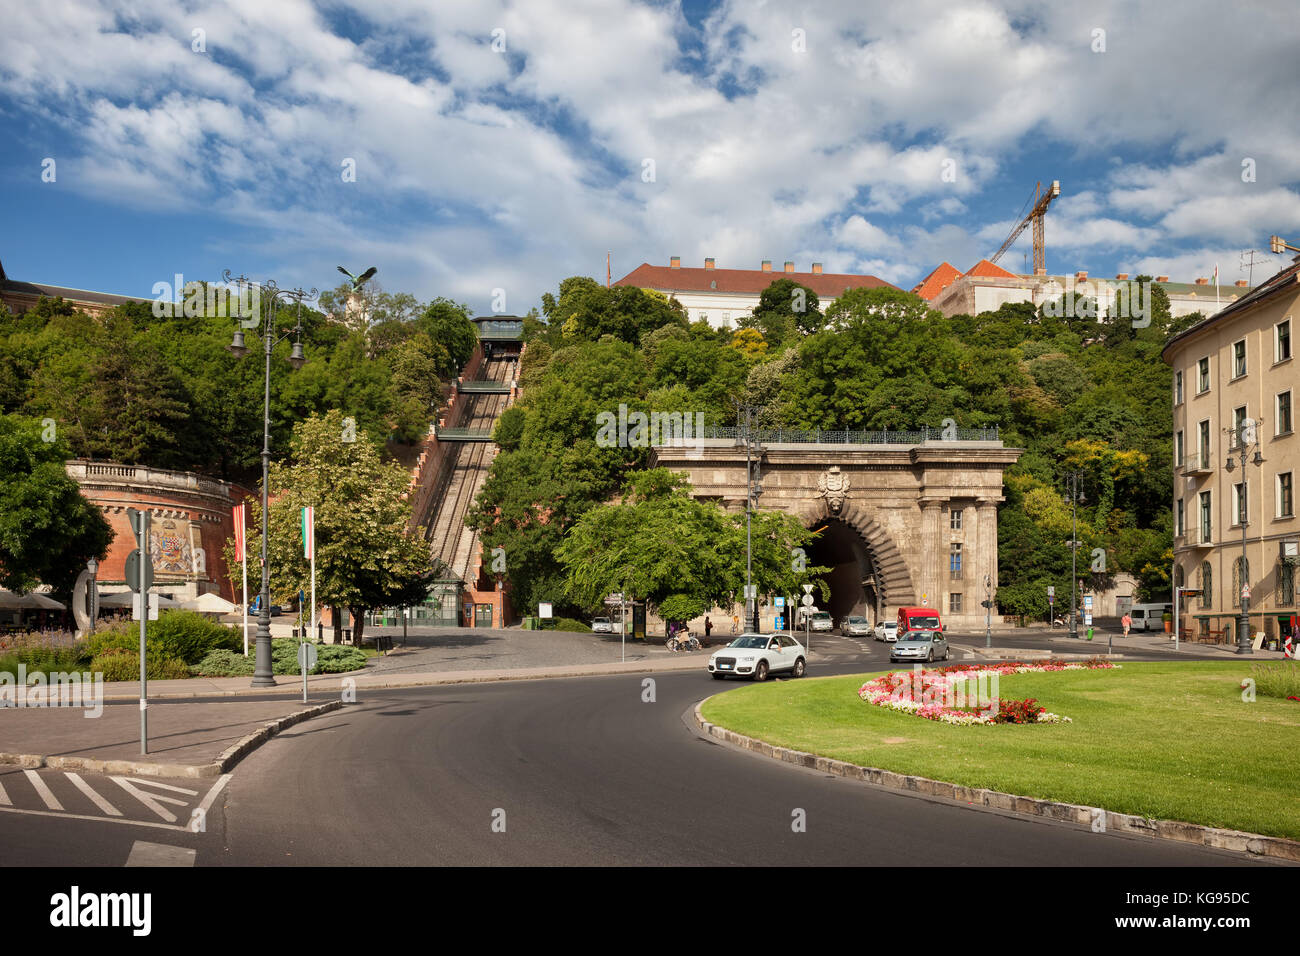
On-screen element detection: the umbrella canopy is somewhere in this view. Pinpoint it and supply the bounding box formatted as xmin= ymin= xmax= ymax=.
xmin=179 ymin=592 xmax=236 ymax=614
xmin=0 ymin=588 xmax=66 ymax=610
xmin=97 ymin=591 xmax=180 ymax=608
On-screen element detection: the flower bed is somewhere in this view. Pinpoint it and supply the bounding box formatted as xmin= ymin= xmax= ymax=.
xmin=857 ymin=659 xmax=1119 ymax=725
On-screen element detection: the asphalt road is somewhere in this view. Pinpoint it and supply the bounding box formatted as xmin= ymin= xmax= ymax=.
xmin=1 ymin=633 xmax=1284 ymax=867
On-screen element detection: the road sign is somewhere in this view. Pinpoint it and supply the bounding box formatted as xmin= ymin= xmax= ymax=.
xmin=1084 ymin=595 xmax=1093 ymax=609
xmin=1084 ymin=612 xmax=1093 ymax=626
xmin=801 ymin=584 xmax=814 ymax=595
xmin=1046 ymin=585 xmax=1055 ymax=598
xmin=801 ymin=593 xmax=814 ymax=607
xmin=297 ymin=642 xmax=318 ymax=670
xmin=1241 ymin=584 xmax=1251 ymax=600
xmin=743 ymin=584 xmax=757 ymax=600
xmin=124 ymin=549 xmax=154 ymax=594
xmin=775 ymin=616 xmax=784 ymax=629
xmin=131 ymin=593 xmax=159 ymax=621
xmin=774 ymin=596 xmax=785 ymax=609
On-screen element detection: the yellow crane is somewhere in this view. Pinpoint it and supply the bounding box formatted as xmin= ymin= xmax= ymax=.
xmin=991 ymin=180 xmax=1060 ymax=275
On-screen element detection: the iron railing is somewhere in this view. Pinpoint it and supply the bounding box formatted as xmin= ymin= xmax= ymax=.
xmin=700 ymin=424 xmax=1000 ymax=444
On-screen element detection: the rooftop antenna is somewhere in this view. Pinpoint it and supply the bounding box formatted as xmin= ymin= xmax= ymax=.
xmin=1239 ymin=249 xmax=1268 ymax=286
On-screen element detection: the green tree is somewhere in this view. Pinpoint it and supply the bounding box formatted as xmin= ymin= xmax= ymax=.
xmin=0 ymin=414 xmax=113 ymax=599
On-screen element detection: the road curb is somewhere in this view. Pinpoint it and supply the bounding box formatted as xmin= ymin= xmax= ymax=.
xmin=0 ymin=700 xmax=344 ymax=780
xmin=692 ymin=701 xmax=1300 ymax=863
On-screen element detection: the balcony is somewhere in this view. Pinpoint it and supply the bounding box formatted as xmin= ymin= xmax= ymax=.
xmin=1180 ymin=454 xmax=1213 ymax=476
xmin=1183 ymin=526 xmax=1214 ymax=550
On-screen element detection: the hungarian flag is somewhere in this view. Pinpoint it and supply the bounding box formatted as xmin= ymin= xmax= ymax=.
xmin=233 ymin=504 xmax=246 ymax=562
xmin=302 ymin=506 xmax=314 ymax=559
xmin=1212 ymin=264 xmax=1219 ymax=286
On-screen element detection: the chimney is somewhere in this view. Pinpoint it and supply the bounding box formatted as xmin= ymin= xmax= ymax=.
xmin=1195 ymin=277 xmax=1208 ymax=285
xmin=670 ymin=256 xmax=680 ymax=269
xmin=811 ymin=262 xmax=823 ymax=275
xmin=784 ymin=261 xmax=795 ymax=273
xmin=704 ymin=258 xmax=715 ymax=270
xmin=761 ymin=260 xmax=772 ymax=272
xmin=1115 ymin=273 xmax=1129 ymax=280
xmin=1235 ymin=279 xmax=1248 ymax=287
xmin=1075 ymin=271 xmax=1088 ymax=281
xmin=1156 ymin=275 xmax=1169 ymax=283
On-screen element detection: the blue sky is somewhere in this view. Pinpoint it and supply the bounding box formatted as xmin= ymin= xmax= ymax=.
xmin=2 ymin=0 xmax=1299 ymax=314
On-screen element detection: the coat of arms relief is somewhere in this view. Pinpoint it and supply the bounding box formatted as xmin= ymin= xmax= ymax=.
xmin=817 ymin=466 xmax=850 ymax=514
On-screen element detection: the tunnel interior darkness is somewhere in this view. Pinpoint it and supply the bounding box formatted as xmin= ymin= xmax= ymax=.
xmin=803 ymin=518 xmax=882 ymax=624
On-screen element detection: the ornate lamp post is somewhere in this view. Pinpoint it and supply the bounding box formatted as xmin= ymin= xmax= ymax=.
xmin=1064 ymin=471 xmax=1084 ymax=639
xmin=225 ymin=271 xmax=318 ymax=687
xmin=1225 ymin=417 xmax=1264 ymax=655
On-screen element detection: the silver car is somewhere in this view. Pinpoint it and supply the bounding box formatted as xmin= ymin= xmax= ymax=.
xmin=840 ymin=615 xmax=872 ymax=636
xmin=889 ymin=628 xmax=950 ymax=663
xmin=591 ymin=616 xmax=613 ymax=633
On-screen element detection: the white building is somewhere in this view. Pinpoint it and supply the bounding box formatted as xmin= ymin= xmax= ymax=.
xmin=614 ymin=257 xmax=894 ymax=329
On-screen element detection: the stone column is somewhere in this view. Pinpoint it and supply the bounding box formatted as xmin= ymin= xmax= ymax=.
xmin=976 ymin=496 xmax=1001 ymax=597
xmin=918 ymin=498 xmax=943 ymax=609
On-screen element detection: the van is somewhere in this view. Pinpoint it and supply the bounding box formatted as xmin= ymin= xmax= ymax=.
xmin=1128 ymin=603 xmax=1172 ymax=632
xmin=896 ymin=606 xmax=943 ymax=637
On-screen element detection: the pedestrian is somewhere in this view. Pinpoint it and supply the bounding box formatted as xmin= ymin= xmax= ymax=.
xmin=704 ymin=616 xmax=712 ymax=640
xmin=1121 ymin=613 xmax=1131 ymax=638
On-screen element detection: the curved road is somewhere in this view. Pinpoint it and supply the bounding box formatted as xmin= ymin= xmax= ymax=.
xmin=201 ymin=648 xmax=1280 ymax=867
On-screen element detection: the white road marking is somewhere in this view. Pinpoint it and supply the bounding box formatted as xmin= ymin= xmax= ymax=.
xmin=0 ymin=804 xmax=191 ymax=831
xmin=0 ymin=778 xmax=10 ymax=806
xmin=65 ymin=772 xmax=122 ymax=816
xmin=110 ymin=777 xmax=196 ymax=823
xmin=125 ymin=840 xmax=196 ymax=867
xmin=193 ymin=774 xmax=231 ymax=824
xmin=23 ymin=769 xmax=64 ymax=810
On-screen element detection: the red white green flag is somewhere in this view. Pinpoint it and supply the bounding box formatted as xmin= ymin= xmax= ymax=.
xmin=302 ymin=506 xmax=314 ymax=559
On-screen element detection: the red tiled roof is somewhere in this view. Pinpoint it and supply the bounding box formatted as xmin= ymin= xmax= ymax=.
xmin=614 ymin=263 xmax=894 ymax=298
xmin=963 ymin=258 xmax=1019 ymax=279
xmin=911 ymin=262 xmax=962 ymax=300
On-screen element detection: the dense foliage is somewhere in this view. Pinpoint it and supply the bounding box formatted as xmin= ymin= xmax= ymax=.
xmin=473 ymin=273 xmax=1194 ymax=620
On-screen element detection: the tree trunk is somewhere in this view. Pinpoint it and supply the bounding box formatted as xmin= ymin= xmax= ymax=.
xmin=332 ymin=606 xmax=343 ymax=645
xmin=351 ymin=606 xmax=366 ymax=648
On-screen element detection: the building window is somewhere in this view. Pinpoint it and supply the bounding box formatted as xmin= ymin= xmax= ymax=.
xmin=1233 ymin=339 xmax=1247 ymax=378
xmin=1200 ymin=561 xmax=1212 ymax=609
xmin=1197 ymin=357 xmax=1210 ymax=393
xmin=1279 ymin=391 xmax=1293 ymax=435
xmin=1280 ymin=561 xmax=1296 ymax=607
xmin=950 ymin=508 xmax=963 ymax=531
xmin=1232 ymin=557 xmax=1249 ymax=607
xmin=949 ymin=593 xmax=963 ymax=613
xmin=1199 ymin=491 xmax=1212 ymax=543
xmin=1174 ymin=370 xmax=1184 ymax=405
xmin=1198 ymin=420 xmax=1211 ymax=468
xmin=949 ymin=543 xmax=963 ymax=579
xmin=1278 ymin=319 xmax=1292 ymax=363
xmin=1280 ymin=472 xmax=1294 ymax=518
xmin=1233 ymin=406 xmax=1248 ymax=445
xmin=722 ymin=312 xmax=731 ymax=327
xmin=1176 ymin=429 xmax=1184 ymax=466
xmin=1233 ymin=481 xmax=1248 ymax=526
xmin=1176 ymin=498 xmax=1185 ymax=537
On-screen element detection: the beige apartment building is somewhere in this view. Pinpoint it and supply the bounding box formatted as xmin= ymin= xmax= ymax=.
xmin=1163 ymin=257 xmax=1300 ymax=645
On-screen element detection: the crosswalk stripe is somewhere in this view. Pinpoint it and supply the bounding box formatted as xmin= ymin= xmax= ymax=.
xmin=127 ymin=779 xmax=198 ymax=796
xmin=23 ymin=770 xmax=64 ymax=811
xmin=65 ymin=773 xmax=123 ymax=816
xmin=0 ymin=778 xmax=10 ymax=806
xmin=110 ymin=777 xmax=178 ymax=822
xmin=125 ymin=840 xmax=197 ymax=867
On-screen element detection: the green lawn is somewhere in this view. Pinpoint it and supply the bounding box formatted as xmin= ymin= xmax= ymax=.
xmin=700 ymin=662 xmax=1300 ymax=840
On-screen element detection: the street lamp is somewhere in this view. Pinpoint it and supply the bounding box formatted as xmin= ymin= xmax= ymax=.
xmin=1064 ymin=471 xmax=1085 ymax=639
xmin=86 ymin=557 xmax=99 ymax=634
xmin=1225 ymin=418 xmax=1264 ymax=654
xmin=224 ymin=271 xmax=318 ymax=687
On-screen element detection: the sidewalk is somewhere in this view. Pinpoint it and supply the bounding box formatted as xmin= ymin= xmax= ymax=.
xmin=0 ymin=652 xmax=714 ymax=777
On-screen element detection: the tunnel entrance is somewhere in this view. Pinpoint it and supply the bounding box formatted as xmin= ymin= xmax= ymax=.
xmin=804 ymin=517 xmax=884 ymax=625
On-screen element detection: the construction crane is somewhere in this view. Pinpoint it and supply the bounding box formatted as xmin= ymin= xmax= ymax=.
xmin=991 ymin=180 xmax=1060 ymax=275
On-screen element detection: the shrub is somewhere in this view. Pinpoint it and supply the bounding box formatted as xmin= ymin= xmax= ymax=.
xmin=992 ymin=698 xmax=1047 ymax=724
xmin=90 ymin=648 xmax=191 ymax=682
xmin=1251 ymin=661 xmax=1300 ymax=700
xmin=83 ymin=611 xmax=241 ymax=665
xmin=548 ymin=617 xmax=590 ymax=633
xmin=190 ymin=649 xmax=255 ymax=678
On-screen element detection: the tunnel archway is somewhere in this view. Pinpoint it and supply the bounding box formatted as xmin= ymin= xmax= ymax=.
xmin=795 ymin=499 xmax=916 ymax=625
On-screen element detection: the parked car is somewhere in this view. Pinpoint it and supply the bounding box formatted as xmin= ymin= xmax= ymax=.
xmin=708 ymin=633 xmax=806 ymax=681
xmin=807 ymin=611 xmax=833 ymax=632
xmin=591 ymin=616 xmax=613 ymax=633
xmin=840 ymin=615 xmax=872 ymax=636
xmin=874 ymin=620 xmax=899 ymax=642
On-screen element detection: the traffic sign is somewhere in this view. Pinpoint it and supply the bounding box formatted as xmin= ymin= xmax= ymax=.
xmin=775 ymin=616 xmax=784 ymax=629
xmin=801 ymin=584 xmax=814 ymax=595
xmin=297 ymin=642 xmax=318 ymax=671
xmin=1084 ymin=595 xmax=1093 ymax=609
xmin=775 ymin=596 xmax=785 ymax=609
xmin=801 ymin=593 xmax=814 ymax=607
xmin=1046 ymin=585 xmax=1055 ymax=597
xmin=743 ymin=584 xmax=757 ymax=600
xmin=124 ymin=549 xmax=154 ymax=594
xmin=131 ymin=592 xmax=159 ymax=621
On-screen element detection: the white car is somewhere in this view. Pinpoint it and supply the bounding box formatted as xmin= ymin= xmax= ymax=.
xmin=807 ymin=611 xmax=833 ymax=632
xmin=874 ymin=621 xmax=898 ymax=642
xmin=708 ymin=633 xmax=807 ymax=681
xmin=591 ymin=616 xmax=613 ymax=633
